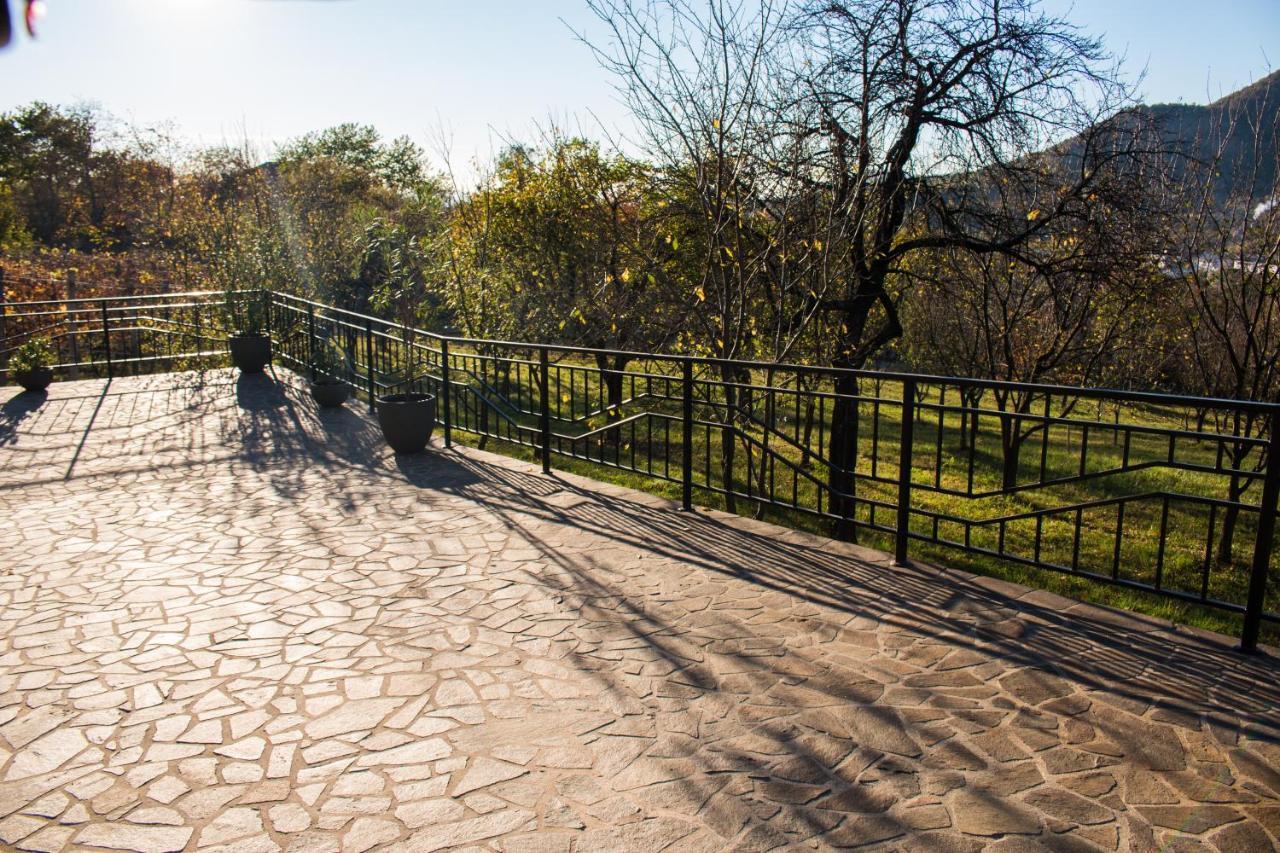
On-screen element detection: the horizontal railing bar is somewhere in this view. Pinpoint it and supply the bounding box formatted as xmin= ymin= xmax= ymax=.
xmin=267 ymin=293 xmax=1280 ymax=414
xmin=1 ymin=348 xmax=227 ymax=376
xmin=915 ymin=399 xmax=1271 ymax=445
xmin=906 ymin=529 xmax=1277 ymax=621
xmin=0 ymin=290 xmax=238 ymax=310
xmin=915 ymin=461 xmax=1269 ymax=500
xmin=916 ymin=489 xmax=1261 ymax=527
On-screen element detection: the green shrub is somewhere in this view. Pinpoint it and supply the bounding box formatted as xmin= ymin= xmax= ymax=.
xmin=10 ymin=337 xmax=54 ymax=373
xmin=310 ymin=338 xmax=350 ymax=381
xmin=224 ymin=291 xmax=267 ymax=335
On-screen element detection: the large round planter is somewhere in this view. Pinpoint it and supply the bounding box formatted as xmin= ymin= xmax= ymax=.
xmin=229 ymin=332 xmax=272 ymax=374
xmin=12 ymin=367 xmax=53 ymax=393
xmin=376 ymin=393 xmax=436 ymax=454
xmin=310 ymin=379 xmax=350 ymax=408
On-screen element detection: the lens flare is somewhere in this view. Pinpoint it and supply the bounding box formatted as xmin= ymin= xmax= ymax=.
xmin=26 ymin=0 xmax=47 ymax=38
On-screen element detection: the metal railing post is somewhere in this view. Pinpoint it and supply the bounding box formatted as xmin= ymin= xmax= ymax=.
xmin=539 ymin=346 xmax=551 ymax=474
xmin=893 ymin=378 xmax=917 ymax=567
xmin=682 ymin=358 xmax=693 ymax=511
xmin=66 ymin=270 xmax=80 ymax=380
xmin=440 ymin=337 xmax=452 ymax=448
xmin=307 ymin=303 xmax=317 ymax=380
xmin=194 ymin=303 xmax=202 ymax=365
xmin=0 ymin=268 xmax=8 ymax=373
xmin=1241 ymin=412 xmax=1280 ymax=652
xmin=100 ymin=301 xmax=112 ymax=379
xmin=365 ymin=318 xmax=376 ymax=413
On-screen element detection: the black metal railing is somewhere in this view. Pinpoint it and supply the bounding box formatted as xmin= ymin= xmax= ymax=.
xmin=3 ymin=289 xmax=1277 ymax=651
xmin=0 ymin=290 xmax=237 ymax=380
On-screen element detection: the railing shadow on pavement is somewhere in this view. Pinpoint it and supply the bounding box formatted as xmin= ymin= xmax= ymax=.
xmin=376 ymin=442 xmax=1280 ymax=846
xmin=389 ymin=446 xmax=1280 ymax=744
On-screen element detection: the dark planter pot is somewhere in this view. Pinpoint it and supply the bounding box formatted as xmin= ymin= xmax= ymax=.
xmin=229 ymin=332 xmax=272 ymax=374
xmin=12 ymin=367 xmax=53 ymax=393
xmin=376 ymin=393 xmax=436 ymax=454
xmin=310 ymin=378 xmax=350 ymax=408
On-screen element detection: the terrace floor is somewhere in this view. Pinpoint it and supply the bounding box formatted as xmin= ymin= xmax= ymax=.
xmin=0 ymin=369 xmax=1278 ymax=853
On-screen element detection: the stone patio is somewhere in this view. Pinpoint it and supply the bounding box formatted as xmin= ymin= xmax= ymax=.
xmin=0 ymin=368 xmax=1278 ymax=853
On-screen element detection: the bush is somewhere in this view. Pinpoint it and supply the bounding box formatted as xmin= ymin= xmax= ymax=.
xmin=310 ymin=338 xmax=350 ymax=380
xmin=10 ymin=337 xmax=54 ymax=373
xmin=224 ymin=291 xmax=267 ymax=335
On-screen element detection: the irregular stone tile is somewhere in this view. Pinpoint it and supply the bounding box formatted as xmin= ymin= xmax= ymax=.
xmin=5 ymin=729 xmax=88 ymax=780
xmin=342 ymin=816 xmax=400 ymax=851
xmin=304 ymin=699 xmax=405 ymax=740
xmin=215 ymin=737 xmax=266 ymax=761
xmin=268 ymin=803 xmax=312 ymax=834
xmin=1139 ymin=805 xmax=1243 ymax=834
xmin=16 ymin=824 xmax=77 ymax=853
xmin=1209 ymin=820 xmax=1274 ymax=852
xmin=0 ymin=814 xmax=43 ymax=844
xmin=452 ymin=757 xmax=528 ymax=796
xmin=75 ymin=823 xmax=193 ymax=853
xmin=950 ymin=789 xmax=1042 ymax=836
xmin=399 ymin=808 xmax=533 ymax=850
xmin=355 ymin=738 xmax=449 ymax=767
xmin=835 ymin=707 xmax=922 ymax=758
xmin=1021 ymin=787 xmax=1113 ymax=825
xmin=198 ymin=806 xmax=265 ymax=846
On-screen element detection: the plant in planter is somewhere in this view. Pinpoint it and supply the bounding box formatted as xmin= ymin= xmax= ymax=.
xmin=359 ymin=219 xmax=440 ymax=453
xmin=8 ymin=337 xmax=55 ymax=393
xmin=367 ymin=339 xmax=437 ymax=455
xmin=225 ymin=291 xmax=272 ymax=374
xmin=309 ymin=339 xmax=351 ymax=408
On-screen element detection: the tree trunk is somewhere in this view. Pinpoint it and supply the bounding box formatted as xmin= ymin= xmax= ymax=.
xmin=958 ymin=387 xmax=982 ymax=451
xmin=1217 ymin=494 xmax=1241 ymax=567
xmin=799 ymin=374 xmax=817 ymax=469
xmin=750 ymin=369 xmax=775 ymax=519
xmin=999 ymin=411 xmax=1025 ymax=492
xmin=0 ymin=268 xmax=7 ymax=374
xmin=718 ymin=362 xmax=751 ymax=514
xmin=829 ymin=371 xmax=860 ymax=541
xmin=1217 ymin=455 xmax=1246 ymax=566
xmin=1215 ymin=411 xmax=1256 ymax=566
xmin=498 ymin=360 xmax=512 ymax=403
xmin=594 ymin=352 xmax=628 ymax=460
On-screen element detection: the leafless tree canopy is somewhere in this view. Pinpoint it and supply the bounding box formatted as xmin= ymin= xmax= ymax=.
xmin=586 ymin=0 xmax=1148 ymax=370
xmin=583 ymin=0 xmax=1164 ymax=525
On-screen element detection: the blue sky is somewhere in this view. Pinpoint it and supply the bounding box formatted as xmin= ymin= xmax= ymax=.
xmin=0 ymin=0 xmax=1276 ymax=174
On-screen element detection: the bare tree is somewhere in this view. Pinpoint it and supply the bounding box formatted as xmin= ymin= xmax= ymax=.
xmin=904 ymin=239 xmax=1160 ymax=488
xmin=583 ymin=0 xmax=796 ymax=510
xmin=1163 ymin=79 xmax=1280 ymax=565
xmin=588 ymin=0 xmax=1147 ymax=530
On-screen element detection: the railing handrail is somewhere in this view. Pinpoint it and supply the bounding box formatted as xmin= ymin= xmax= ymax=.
xmin=4 ymin=285 xmax=1271 ymax=418
xmin=0 ymin=289 xmax=243 ymax=309
xmin=266 ymin=291 xmax=1280 ymax=416
xmin=2 ymin=286 xmax=1276 ymax=413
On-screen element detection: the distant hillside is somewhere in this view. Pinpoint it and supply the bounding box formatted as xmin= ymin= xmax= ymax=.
xmin=936 ymin=72 xmax=1278 ymax=217
xmin=1139 ymin=70 xmax=1279 ymax=203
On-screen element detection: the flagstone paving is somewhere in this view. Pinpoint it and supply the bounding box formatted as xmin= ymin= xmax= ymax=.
xmin=0 ymin=368 xmax=1277 ymax=852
